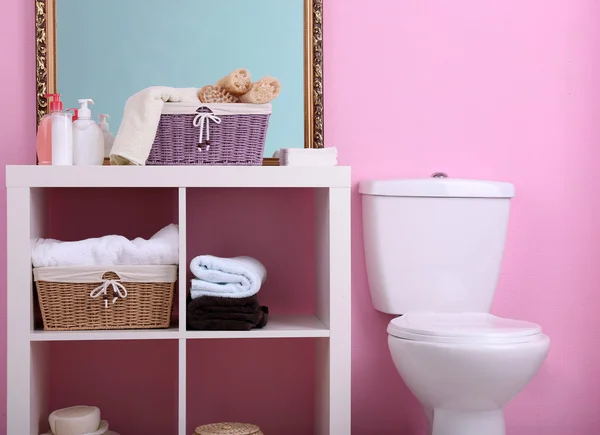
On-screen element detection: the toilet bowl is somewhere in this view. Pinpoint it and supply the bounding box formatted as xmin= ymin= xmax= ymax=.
xmin=359 ymin=176 xmax=550 ymax=435
xmin=387 ymin=313 xmax=550 ymax=435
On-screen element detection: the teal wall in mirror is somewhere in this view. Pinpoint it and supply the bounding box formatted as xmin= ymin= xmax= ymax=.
xmin=56 ymin=0 xmax=305 ymax=158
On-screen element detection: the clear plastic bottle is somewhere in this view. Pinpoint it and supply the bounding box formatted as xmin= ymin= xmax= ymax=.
xmin=73 ymin=99 xmax=104 ymax=165
xmin=36 ymin=94 xmax=72 ymax=165
xmin=98 ymin=114 xmax=115 ymax=158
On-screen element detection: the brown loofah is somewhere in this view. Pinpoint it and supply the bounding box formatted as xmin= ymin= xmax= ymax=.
xmin=216 ymin=68 xmax=253 ymax=96
xmin=238 ymin=76 xmax=281 ymax=104
xmin=198 ymin=85 xmax=239 ymax=104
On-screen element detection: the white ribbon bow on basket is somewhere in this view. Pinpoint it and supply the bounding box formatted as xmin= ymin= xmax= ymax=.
xmin=90 ymin=279 xmax=128 ymax=308
xmin=193 ymin=108 xmax=222 ymax=152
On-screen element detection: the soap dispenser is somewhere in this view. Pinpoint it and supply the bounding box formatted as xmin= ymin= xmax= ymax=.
xmin=73 ymin=99 xmax=104 ymax=165
xmin=66 ymin=107 xmax=79 ymax=122
xmin=98 ymin=114 xmax=115 ymax=158
xmin=36 ymin=93 xmax=73 ymax=165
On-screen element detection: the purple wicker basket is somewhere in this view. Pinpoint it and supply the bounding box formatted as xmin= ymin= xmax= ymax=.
xmin=146 ymin=103 xmax=271 ymax=166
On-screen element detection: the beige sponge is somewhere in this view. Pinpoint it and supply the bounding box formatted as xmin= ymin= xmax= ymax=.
xmin=198 ymin=85 xmax=239 ymax=104
xmin=238 ymin=76 xmax=281 ymax=104
xmin=216 ymin=68 xmax=252 ymax=96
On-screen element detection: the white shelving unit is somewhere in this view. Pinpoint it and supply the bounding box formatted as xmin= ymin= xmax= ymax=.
xmin=6 ymin=165 xmax=352 ymax=435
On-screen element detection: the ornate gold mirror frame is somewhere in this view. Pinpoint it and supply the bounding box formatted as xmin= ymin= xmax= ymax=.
xmin=35 ymin=0 xmax=324 ymax=166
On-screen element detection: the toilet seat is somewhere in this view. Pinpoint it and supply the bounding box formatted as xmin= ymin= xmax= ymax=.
xmin=388 ymin=312 xmax=542 ymax=344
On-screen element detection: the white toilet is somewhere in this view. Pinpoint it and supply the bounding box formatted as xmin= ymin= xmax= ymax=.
xmin=359 ymin=175 xmax=550 ymax=435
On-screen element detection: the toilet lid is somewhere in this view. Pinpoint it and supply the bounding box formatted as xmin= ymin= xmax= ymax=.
xmin=388 ymin=313 xmax=542 ymax=344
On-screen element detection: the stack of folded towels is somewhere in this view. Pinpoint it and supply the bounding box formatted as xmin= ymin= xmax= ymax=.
xmin=31 ymin=224 xmax=179 ymax=267
xmin=187 ymin=255 xmax=268 ymax=331
xmin=275 ymin=147 xmax=338 ymax=166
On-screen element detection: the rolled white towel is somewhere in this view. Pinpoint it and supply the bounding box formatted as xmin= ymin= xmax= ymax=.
xmin=31 ymin=224 xmax=179 ymax=267
xmin=189 ymin=255 xmax=266 ymax=299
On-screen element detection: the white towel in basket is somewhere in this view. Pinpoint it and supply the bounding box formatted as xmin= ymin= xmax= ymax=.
xmin=109 ymin=86 xmax=200 ymax=166
xmin=31 ymin=224 xmax=179 ymax=267
xmin=189 ymin=255 xmax=267 ymax=299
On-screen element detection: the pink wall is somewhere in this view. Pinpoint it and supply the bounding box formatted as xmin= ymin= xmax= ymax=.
xmin=326 ymin=1 xmax=600 ymax=433
xmin=1 ymin=0 xmax=600 ymax=433
xmin=0 ymin=0 xmax=38 ymax=431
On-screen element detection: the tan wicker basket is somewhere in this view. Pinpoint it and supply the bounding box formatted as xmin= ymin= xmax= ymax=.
xmin=33 ymin=265 xmax=177 ymax=331
xmin=195 ymin=423 xmax=263 ymax=435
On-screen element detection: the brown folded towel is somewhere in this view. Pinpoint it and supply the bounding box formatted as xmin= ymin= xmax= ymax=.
xmin=187 ymin=295 xmax=269 ymax=331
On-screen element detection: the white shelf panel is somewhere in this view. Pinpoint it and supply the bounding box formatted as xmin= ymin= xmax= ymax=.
xmin=185 ymin=314 xmax=330 ymax=339
xmin=6 ymin=165 xmax=351 ymax=188
xmin=6 ymin=172 xmax=352 ymax=433
xmin=30 ymin=326 xmax=180 ymax=342
xmin=28 ymin=315 xmax=330 ymax=341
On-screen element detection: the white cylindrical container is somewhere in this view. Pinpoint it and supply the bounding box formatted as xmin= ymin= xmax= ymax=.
xmin=50 ymin=112 xmax=73 ymax=166
xmin=73 ymin=99 xmax=105 ymax=165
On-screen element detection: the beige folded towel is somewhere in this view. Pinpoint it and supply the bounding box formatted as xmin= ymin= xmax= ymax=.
xmin=239 ymin=76 xmax=281 ymax=104
xmin=110 ymin=86 xmax=199 ymax=165
xmin=216 ymin=68 xmax=252 ymax=96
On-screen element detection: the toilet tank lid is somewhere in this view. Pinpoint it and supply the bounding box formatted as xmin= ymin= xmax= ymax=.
xmin=359 ymin=178 xmax=515 ymax=198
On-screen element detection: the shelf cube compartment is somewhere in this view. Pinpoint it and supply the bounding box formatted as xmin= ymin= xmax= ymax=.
xmin=184 ymin=188 xmax=318 ymax=333
xmin=31 ymin=187 xmax=181 ymax=332
xmin=35 ymin=339 xmax=179 ymax=434
xmin=186 ymin=338 xmax=317 ymax=435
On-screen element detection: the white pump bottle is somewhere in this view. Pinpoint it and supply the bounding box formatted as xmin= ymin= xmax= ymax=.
xmin=73 ymin=99 xmax=104 ymax=165
xmin=98 ymin=114 xmax=115 ymax=158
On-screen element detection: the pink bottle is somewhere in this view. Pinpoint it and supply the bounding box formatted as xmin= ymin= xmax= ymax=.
xmin=36 ymin=94 xmax=64 ymax=165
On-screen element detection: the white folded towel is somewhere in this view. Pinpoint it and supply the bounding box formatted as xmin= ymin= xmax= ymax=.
xmin=110 ymin=86 xmax=200 ymax=166
xmin=31 ymin=224 xmax=179 ymax=267
xmin=189 ymin=255 xmax=267 ymax=299
xmin=278 ymin=147 xmax=338 ymax=166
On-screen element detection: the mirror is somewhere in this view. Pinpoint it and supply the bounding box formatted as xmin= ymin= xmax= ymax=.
xmin=35 ymin=0 xmax=324 ymax=165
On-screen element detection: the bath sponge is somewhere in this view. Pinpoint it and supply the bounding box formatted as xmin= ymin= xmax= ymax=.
xmin=216 ymin=68 xmax=253 ymax=96
xmin=198 ymin=85 xmax=239 ymax=104
xmin=238 ymin=76 xmax=281 ymax=104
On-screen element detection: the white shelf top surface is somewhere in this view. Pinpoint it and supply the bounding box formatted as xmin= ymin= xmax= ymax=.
xmin=185 ymin=314 xmax=330 ymax=339
xmin=6 ymin=165 xmax=351 ymax=188
xmin=29 ymin=314 xmax=329 ymax=341
xmin=30 ymin=326 xmax=180 ymax=342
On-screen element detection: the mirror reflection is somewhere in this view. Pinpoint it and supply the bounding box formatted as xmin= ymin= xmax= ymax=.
xmin=55 ymin=0 xmax=305 ymax=158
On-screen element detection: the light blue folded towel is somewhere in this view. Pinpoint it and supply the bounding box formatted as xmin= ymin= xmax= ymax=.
xmin=189 ymin=255 xmax=267 ymax=299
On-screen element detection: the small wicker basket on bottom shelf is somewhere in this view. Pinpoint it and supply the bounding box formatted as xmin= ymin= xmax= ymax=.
xmin=195 ymin=423 xmax=263 ymax=435
xmin=33 ymin=265 xmax=177 ymax=331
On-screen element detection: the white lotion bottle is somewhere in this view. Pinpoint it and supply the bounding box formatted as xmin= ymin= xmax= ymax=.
xmin=51 ymin=111 xmax=74 ymax=165
xmin=73 ymin=99 xmax=104 ymax=165
xmin=98 ymin=114 xmax=115 ymax=158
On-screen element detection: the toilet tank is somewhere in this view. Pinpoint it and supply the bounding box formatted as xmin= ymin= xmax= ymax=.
xmin=359 ymin=176 xmax=515 ymax=315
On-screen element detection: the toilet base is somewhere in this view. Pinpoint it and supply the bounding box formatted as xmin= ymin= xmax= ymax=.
xmin=428 ymin=408 xmax=505 ymax=435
